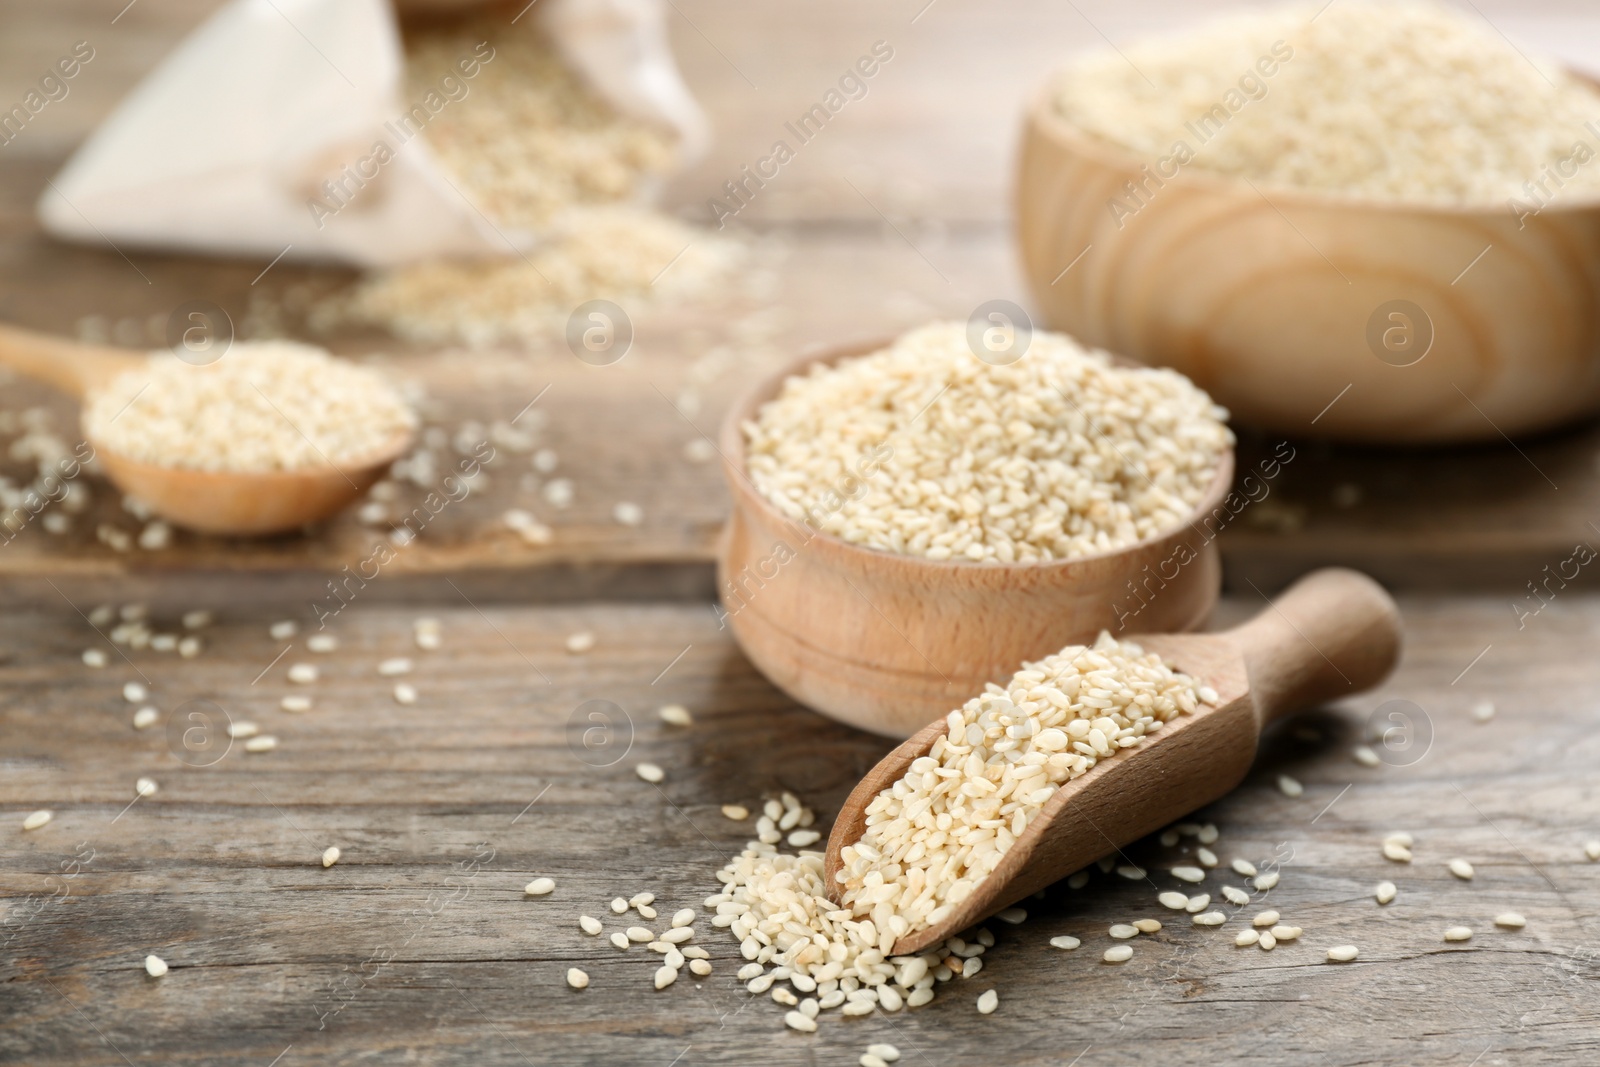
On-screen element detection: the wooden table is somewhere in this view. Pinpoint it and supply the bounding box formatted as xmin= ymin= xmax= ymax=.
xmin=4 ymin=2 xmax=1600 ymax=1064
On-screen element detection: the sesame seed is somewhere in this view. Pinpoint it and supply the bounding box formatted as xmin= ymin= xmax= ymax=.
xmin=611 ymin=897 xmax=628 ymax=913
xmin=1253 ymin=872 xmax=1280 ymax=891
xmin=1049 ymin=935 xmax=1081 ymax=949
xmin=1193 ymin=912 xmax=1227 ymax=926
xmin=689 ymin=958 xmax=712 ymax=976
xmin=565 ymin=967 xmax=589 ymax=989
xmin=287 ymin=664 xmax=318 ymax=684
xmin=1158 ymin=891 xmax=1189 ymax=910
xmin=82 ymin=649 xmax=107 ymax=668
xmin=613 ymin=501 xmax=644 ymax=526
xmin=1116 ymin=864 xmax=1146 ymax=880
xmin=393 ymin=683 xmax=417 ymax=705
xmin=306 ymin=634 xmax=338 ymax=653
xmin=1494 ymin=913 xmax=1526 ymax=929
xmin=1277 ymin=775 xmax=1303 ymax=797
xmin=22 ymin=810 xmax=51 ymax=831
xmin=672 ymin=909 xmax=695 ymax=928
xmin=178 ymin=637 xmax=201 ymax=658
xmin=1102 ymin=946 xmax=1133 ymax=964
xmin=1382 ymin=841 xmax=1413 ymax=863
xmin=1375 ymin=881 xmax=1397 ymax=904
xmin=1133 ymin=919 xmax=1162 ymax=933
xmin=1231 ymin=858 xmax=1257 ymax=877
xmin=132 ymin=707 xmax=158 ymax=729
xmin=1171 ymin=866 xmax=1205 ymax=883
xmin=1471 ymin=701 xmax=1495 ymax=722
xmin=609 ymin=933 xmax=629 ymax=949
xmin=123 ymin=682 xmax=147 ymax=703
xmin=1258 ymin=931 xmax=1277 ymax=951
xmin=863 ymin=1056 xmax=890 ymax=1067
xmin=996 ymin=906 xmax=1027 ymax=924
xmin=244 ymin=736 xmax=278 ymax=752
xmin=626 ymin=927 xmax=653 ymax=942
xmin=135 ymin=777 xmax=157 ymax=797
xmin=1327 ymin=945 xmax=1359 ymax=962
xmin=1444 ymin=926 xmax=1473 ymax=942
xmin=635 ymin=763 xmax=664 ymax=783
xmin=788 ymin=830 xmax=821 ymax=848
xmin=1448 ymin=858 xmax=1474 ymax=880
xmin=525 ymin=878 xmax=555 ymax=896
xmin=321 ymin=847 xmax=341 ymax=867
xmin=227 ymin=722 xmax=259 ymax=739
xmin=1352 ymin=744 xmax=1381 ymax=767
xmin=659 ymin=927 xmax=693 ymax=944
xmin=1235 ymin=929 xmax=1260 ymax=947
xmin=976 ymin=988 xmax=999 ymax=1013
xmin=1384 ymin=831 xmax=1414 ymax=847
xmin=1109 ymin=924 xmax=1138 ymax=939
xmin=281 ymin=696 xmax=312 ymax=713
xmin=182 ymin=610 xmax=212 ymax=630
xmin=1221 ymin=886 xmax=1250 ymax=906
xmin=1269 ymin=925 xmax=1301 ymax=940
xmin=1253 ymin=910 xmax=1280 ymax=927
xmin=579 ymin=915 xmax=602 ymax=935
xmin=1185 ymin=894 xmax=1210 ymax=913
xmin=737 ymin=963 xmax=763 ymax=980
xmin=784 ymin=1009 xmax=817 ymax=1030
xmin=1586 ymin=840 xmax=1600 ymax=862
xmin=658 ymin=704 xmax=692 ymax=727
xmin=270 ymin=621 xmax=298 ymax=640
xmin=1197 ymin=823 xmax=1219 ymax=844
xmin=144 ymin=954 xmax=168 ymax=977
xmin=565 ymin=631 xmax=595 ymax=654
xmin=721 ymin=804 xmax=749 ymax=821
xmin=868 ymin=1044 xmax=901 ymax=1062
xmin=1196 ymin=847 xmax=1218 ymax=867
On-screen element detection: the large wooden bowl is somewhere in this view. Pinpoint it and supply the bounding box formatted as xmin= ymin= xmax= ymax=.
xmin=717 ymin=342 xmax=1235 ymax=739
xmin=1017 ymin=84 xmax=1600 ymax=443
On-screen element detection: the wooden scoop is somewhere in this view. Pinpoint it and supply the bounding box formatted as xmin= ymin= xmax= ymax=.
xmin=823 ymin=567 xmax=1401 ymax=956
xmin=0 ymin=323 xmax=413 ymax=536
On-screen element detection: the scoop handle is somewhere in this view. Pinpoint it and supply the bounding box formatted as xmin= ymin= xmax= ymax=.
xmin=1229 ymin=568 xmax=1401 ymax=728
xmin=0 ymin=322 xmax=139 ymax=399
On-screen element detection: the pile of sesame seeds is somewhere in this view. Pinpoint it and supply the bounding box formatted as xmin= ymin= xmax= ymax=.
xmin=82 ymin=343 xmax=416 ymax=474
xmin=744 ymin=322 xmax=1232 ymax=563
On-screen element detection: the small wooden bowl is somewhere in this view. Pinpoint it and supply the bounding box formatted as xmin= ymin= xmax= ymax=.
xmin=717 ymin=341 xmax=1235 ymax=739
xmin=1017 ymin=83 xmax=1600 ymax=443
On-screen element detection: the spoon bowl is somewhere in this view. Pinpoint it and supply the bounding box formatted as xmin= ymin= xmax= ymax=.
xmin=823 ymin=567 xmax=1401 ymax=956
xmin=0 ymin=322 xmax=414 ymax=536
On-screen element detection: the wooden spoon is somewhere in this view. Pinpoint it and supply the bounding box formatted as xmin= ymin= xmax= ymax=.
xmin=0 ymin=323 xmax=413 ymax=536
xmin=823 ymin=567 xmax=1401 ymax=956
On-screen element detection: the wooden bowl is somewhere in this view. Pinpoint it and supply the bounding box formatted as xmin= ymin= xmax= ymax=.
xmin=716 ymin=342 xmax=1235 ymax=739
xmin=1017 ymin=83 xmax=1600 ymax=444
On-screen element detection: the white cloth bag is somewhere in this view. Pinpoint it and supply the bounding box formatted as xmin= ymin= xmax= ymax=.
xmin=37 ymin=0 xmax=706 ymax=267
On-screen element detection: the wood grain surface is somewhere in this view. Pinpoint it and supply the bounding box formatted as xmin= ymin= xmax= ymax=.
xmin=4 ymin=594 xmax=1599 ymax=1066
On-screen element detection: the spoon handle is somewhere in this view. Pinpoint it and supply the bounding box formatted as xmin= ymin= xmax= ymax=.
xmin=1230 ymin=568 xmax=1401 ymax=729
xmin=0 ymin=322 xmax=141 ymax=400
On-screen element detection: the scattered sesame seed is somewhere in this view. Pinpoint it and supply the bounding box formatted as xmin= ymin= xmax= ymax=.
xmin=1171 ymin=866 xmax=1205 ymax=883
xmin=1384 ymin=831 xmax=1414 ymax=847
xmin=1444 ymin=926 xmax=1473 ymax=942
xmin=976 ymin=988 xmax=999 ymax=1013
xmin=784 ymin=1008 xmax=816 ymax=1030
xmin=610 ymin=932 xmax=629 ymax=949
xmin=637 ymin=905 xmax=658 ymax=919
xmin=1253 ymin=871 xmax=1280 ymax=891
xmin=1049 ymin=935 xmax=1081 ymax=949
xmin=1235 ymin=929 xmax=1260 ymax=947
xmin=1277 ymin=774 xmax=1303 ymax=797
xmin=1067 ymin=871 xmax=1091 ymax=889
xmin=281 ymin=696 xmax=312 ymax=713
xmin=394 ymin=683 xmax=418 ymax=705
xmin=1253 ymin=910 xmax=1280 ymax=927
xmin=82 ymin=649 xmax=107 ymax=668
xmin=1158 ymin=891 xmax=1189 ymax=910
xmin=1133 ymin=919 xmax=1162 ymax=933
xmin=1448 ymin=858 xmax=1475 ymax=880
xmin=1115 ymin=864 xmax=1146 ymax=880
xmin=1269 ymin=924 xmax=1301 ymax=941
xmin=135 ymin=777 xmax=157 ymax=797
xmin=1471 ymin=701 xmax=1495 ymax=722
xmin=1375 ymin=881 xmax=1397 ymax=904
xmin=613 ymin=501 xmax=644 ymax=526
xmin=227 ymin=722 xmax=259 ymax=739
xmin=525 ymin=878 xmax=556 ymax=896
xmin=579 ymin=915 xmax=603 ymax=935
xmin=996 ymin=906 xmax=1027 ymax=924
xmin=672 ymin=909 xmax=695 ymax=928
xmin=1109 ymin=924 xmax=1138 ymax=939
xmin=1231 ymin=858 xmax=1257 ymax=877
xmin=788 ymin=830 xmax=821 ymax=848
xmin=1193 ymin=912 xmax=1226 ymax=926
xmin=1222 ymin=886 xmax=1250 ymax=906
xmin=1494 ymin=912 xmax=1526 ymax=929
xmin=565 ymin=631 xmax=595 ymax=654
xmin=1185 ymin=894 xmax=1210 ymax=913
xmin=654 ymin=965 xmax=678 ymax=990
xmin=1258 ymin=931 xmax=1277 ymax=951
xmin=1196 ymin=847 xmax=1218 ymax=867
xmin=1382 ymin=841 xmax=1413 ymax=863
xmin=377 ymin=657 xmax=412 ymax=676
xmin=721 ymin=804 xmax=749 ymax=821
xmin=635 ymin=762 xmax=664 ymax=784
xmin=306 ymin=634 xmax=338 ymax=653
xmin=132 ymin=707 xmax=158 ymax=729
xmin=1586 ymin=840 xmax=1600 ymax=862
xmin=123 ymin=682 xmax=147 ymax=703
xmin=178 ymin=636 xmax=201 ymax=658
xmin=868 ymin=1044 xmax=901 ymax=1063
xmin=610 ymin=897 xmax=628 ymax=914
xmin=1197 ymin=823 xmax=1219 ymax=844
xmin=862 ymin=1056 xmax=889 ymax=1067
xmin=567 ymin=968 xmax=589 ymax=989
xmin=244 ymin=736 xmax=278 ymax=753
xmin=626 ymin=927 xmax=653 ymax=942
xmin=144 ymin=954 xmax=168 ymax=977
xmin=182 ymin=610 xmax=212 ymax=630
xmin=1102 ymin=946 xmax=1133 ymax=964
xmin=1327 ymin=945 xmax=1359 ymax=962
xmin=689 ymin=958 xmax=712 ymax=976
xmin=1352 ymin=744 xmax=1381 ymax=766
xmin=287 ymin=664 xmax=318 ymax=684
xmin=22 ymin=810 xmax=51 ymax=831
xmin=658 ymin=704 xmax=692 ymax=727
xmin=270 ymin=621 xmax=298 ymax=640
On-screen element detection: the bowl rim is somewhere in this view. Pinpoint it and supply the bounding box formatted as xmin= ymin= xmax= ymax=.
xmin=718 ymin=336 xmax=1238 ymax=579
xmin=1026 ymin=75 xmax=1600 ymax=216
